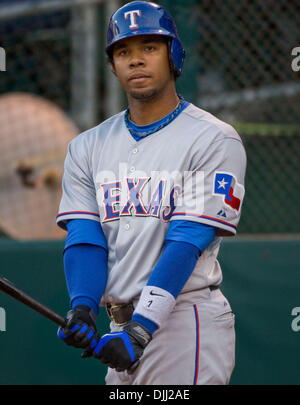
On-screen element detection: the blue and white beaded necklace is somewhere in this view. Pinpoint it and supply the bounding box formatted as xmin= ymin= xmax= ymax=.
xmin=124 ymin=95 xmax=190 ymax=141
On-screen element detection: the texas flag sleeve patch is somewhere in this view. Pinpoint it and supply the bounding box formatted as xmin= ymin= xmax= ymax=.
xmin=213 ymin=172 xmax=244 ymax=211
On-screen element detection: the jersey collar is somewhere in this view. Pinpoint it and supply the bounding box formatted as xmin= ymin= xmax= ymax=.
xmin=124 ymin=95 xmax=190 ymax=141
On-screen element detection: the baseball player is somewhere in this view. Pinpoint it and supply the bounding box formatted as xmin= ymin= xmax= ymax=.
xmin=56 ymin=1 xmax=246 ymax=385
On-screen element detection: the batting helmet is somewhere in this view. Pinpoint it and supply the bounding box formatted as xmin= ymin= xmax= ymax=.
xmin=106 ymin=1 xmax=185 ymax=76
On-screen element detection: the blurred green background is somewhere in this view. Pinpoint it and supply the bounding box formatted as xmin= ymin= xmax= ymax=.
xmin=1 ymin=238 xmax=300 ymax=385
xmin=0 ymin=0 xmax=299 ymax=385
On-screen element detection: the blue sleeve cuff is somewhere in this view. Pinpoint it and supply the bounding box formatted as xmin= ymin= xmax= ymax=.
xmin=65 ymin=219 xmax=107 ymax=251
xmin=166 ymin=220 xmax=216 ymax=253
xmin=131 ymin=313 xmax=159 ymax=335
xmin=70 ymin=297 xmax=100 ymax=316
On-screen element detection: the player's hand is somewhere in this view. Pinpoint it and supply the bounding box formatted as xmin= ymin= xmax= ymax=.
xmin=57 ymin=305 xmax=99 ymax=356
xmin=92 ymin=321 xmax=152 ymax=372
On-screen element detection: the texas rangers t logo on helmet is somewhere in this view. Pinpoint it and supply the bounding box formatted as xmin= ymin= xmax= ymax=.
xmin=124 ymin=9 xmax=142 ymax=29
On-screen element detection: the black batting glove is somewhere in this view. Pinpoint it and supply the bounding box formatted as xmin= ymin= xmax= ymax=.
xmin=57 ymin=305 xmax=99 ymax=355
xmin=92 ymin=321 xmax=152 ymax=372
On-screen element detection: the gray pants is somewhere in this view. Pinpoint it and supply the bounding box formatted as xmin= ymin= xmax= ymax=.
xmin=105 ymin=287 xmax=235 ymax=385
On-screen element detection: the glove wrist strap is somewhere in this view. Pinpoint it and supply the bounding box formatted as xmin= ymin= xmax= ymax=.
xmin=124 ymin=322 xmax=152 ymax=348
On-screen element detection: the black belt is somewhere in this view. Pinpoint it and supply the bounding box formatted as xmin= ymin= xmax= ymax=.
xmin=106 ymin=286 xmax=219 ymax=326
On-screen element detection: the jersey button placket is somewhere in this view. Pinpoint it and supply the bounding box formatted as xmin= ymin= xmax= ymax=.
xmin=125 ymin=147 xmax=139 ymax=227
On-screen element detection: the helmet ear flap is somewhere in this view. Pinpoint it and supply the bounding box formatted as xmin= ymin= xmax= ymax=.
xmin=170 ymin=37 xmax=185 ymax=77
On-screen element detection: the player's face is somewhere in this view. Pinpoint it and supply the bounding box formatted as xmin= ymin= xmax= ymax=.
xmin=112 ymin=35 xmax=173 ymax=100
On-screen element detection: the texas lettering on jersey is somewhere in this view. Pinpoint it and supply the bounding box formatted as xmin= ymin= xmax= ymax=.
xmin=95 ymin=166 xmax=204 ymax=223
xmin=99 ymin=177 xmax=167 ymax=221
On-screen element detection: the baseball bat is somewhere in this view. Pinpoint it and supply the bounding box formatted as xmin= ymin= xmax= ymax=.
xmin=0 ymin=275 xmax=140 ymax=374
xmin=0 ymin=274 xmax=66 ymax=327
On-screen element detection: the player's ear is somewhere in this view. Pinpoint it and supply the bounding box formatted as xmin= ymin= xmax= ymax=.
xmin=106 ymin=51 xmax=117 ymax=77
xmin=111 ymin=62 xmax=117 ymax=77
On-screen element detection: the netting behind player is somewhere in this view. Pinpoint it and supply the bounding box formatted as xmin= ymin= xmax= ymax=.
xmin=0 ymin=0 xmax=299 ymax=238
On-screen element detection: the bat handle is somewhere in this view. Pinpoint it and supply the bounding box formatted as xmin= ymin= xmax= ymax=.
xmin=54 ymin=315 xmax=67 ymax=328
xmin=0 ymin=275 xmax=66 ymax=328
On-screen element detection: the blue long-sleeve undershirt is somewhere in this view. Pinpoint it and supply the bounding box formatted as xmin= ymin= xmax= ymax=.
xmin=63 ymin=219 xmax=216 ymax=327
xmin=63 ymin=244 xmax=107 ymax=316
xmin=63 ymin=219 xmax=108 ymax=316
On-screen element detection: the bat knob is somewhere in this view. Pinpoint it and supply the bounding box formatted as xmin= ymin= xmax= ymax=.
xmin=127 ymin=359 xmax=140 ymax=375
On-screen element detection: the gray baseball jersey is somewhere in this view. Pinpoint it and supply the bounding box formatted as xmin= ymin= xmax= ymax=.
xmin=57 ymin=103 xmax=246 ymax=305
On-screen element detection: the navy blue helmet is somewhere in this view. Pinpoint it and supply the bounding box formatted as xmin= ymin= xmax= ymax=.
xmin=106 ymin=1 xmax=185 ymax=76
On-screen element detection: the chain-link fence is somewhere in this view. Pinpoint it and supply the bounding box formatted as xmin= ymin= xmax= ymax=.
xmin=0 ymin=0 xmax=299 ymax=239
xmin=160 ymin=0 xmax=300 ymax=234
xmin=0 ymin=0 xmax=112 ymax=240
